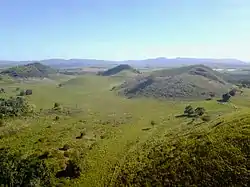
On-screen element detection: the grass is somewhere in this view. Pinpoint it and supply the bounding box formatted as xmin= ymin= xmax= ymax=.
xmin=0 ymin=73 xmax=249 ymax=186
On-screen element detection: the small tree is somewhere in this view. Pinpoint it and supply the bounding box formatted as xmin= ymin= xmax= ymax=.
xmin=25 ymin=89 xmax=32 ymax=95
xmin=229 ymin=89 xmax=236 ymax=96
xmin=54 ymin=102 xmax=60 ymax=108
xmin=19 ymin=90 xmax=25 ymax=96
xmin=184 ymin=105 xmax=194 ymax=117
xmin=194 ymin=107 xmax=205 ymax=116
xmin=222 ymin=93 xmax=231 ymax=102
xmin=209 ymin=92 xmax=215 ymax=98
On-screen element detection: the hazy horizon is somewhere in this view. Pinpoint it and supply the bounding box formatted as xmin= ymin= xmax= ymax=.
xmin=1 ymin=1 xmax=250 ymax=61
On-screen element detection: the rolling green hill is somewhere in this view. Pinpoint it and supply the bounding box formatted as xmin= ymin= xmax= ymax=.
xmin=98 ymin=64 xmax=140 ymax=77
xmin=0 ymin=62 xmax=56 ymax=78
xmin=116 ymin=65 xmax=233 ymax=99
xmin=0 ymin=71 xmax=249 ymax=186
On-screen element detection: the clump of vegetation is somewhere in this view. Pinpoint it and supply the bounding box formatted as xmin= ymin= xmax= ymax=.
xmin=56 ymin=160 xmax=81 ymax=179
xmin=76 ymin=132 xmax=86 ymax=139
xmin=59 ymin=144 xmax=70 ymax=151
xmin=150 ymin=120 xmax=156 ymax=126
xmin=183 ymin=105 xmax=205 ymax=118
xmin=0 ymin=97 xmax=31 ymax=118
xmin=0 ymin=148 xmax=52 ymax=186
xmin=0 ymin=88 xmax=5 ymax=93
xmin=55 ymin=116 xmax=60 ymax=121
xmin=25 ymin=89 xmax=33 ymax=95
xmin=113 ymin=113 xmax=250 ymax=186
xmin=18 ymin=89 xmax=33 ymax=96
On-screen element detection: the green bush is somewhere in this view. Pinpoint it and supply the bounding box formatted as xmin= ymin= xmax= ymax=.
xmin=0 ymin=97 xmax=31 ymax=118
xmin=0 ymin=149 xmax=52 ymax=186
xmin=19 ymin=90 xmax=25 ymax=96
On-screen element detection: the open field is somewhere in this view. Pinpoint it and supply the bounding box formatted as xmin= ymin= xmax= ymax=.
xmin=0 ymin=71 xmax=250 ymax=186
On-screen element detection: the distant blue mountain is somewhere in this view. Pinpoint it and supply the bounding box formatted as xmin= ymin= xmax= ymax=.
xmin=0 ymin=57 xmax=249 ymax=69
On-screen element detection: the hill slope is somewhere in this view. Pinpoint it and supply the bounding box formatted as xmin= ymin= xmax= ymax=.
xmin=98 ymin=64 xmax=140 ymax=77
xmin=116 ymin=65 xmax=232 ymax=99
xmin=0 ymin=62 xmax=56 ymax=78
xmin=113 ymin=110 xmax=250 ymax=186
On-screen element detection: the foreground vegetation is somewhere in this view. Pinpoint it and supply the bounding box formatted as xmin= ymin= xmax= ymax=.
xmin=0 ymin=64 xmax=249 ymax=186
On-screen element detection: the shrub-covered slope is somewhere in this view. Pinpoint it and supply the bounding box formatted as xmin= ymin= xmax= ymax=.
xmin=98 ymin=64 xmax=140 ymax=77
xmin=117 ymin=65 xmax=232 ymax=99
xmin=1 ymin=62 xmax=56 ymax=78
xmin=113 ymin=111 xmax=250 ymax=186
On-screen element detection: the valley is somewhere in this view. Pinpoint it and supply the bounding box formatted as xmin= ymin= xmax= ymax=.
xmin=0 ymin=62 xmax=249 ymax=186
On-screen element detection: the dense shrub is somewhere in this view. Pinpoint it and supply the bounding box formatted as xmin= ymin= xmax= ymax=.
xmin=54 ymin=102 xmax=60 ymax=108
xmin=19 ymin=90 xmax=25 ymax=96
xmin=184 ymin=105 xmax=194 ymax=117
xmin=25 ymin=89 xmax=33 ymax=95
xmin=0 ymin=149 xmax=52 ymax=186
xmin=0 ymin=97 xmax=31 ymax=118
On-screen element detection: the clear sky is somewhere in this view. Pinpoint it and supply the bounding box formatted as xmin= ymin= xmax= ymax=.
xmin=0 ymin=0 xmax=250 ymax=61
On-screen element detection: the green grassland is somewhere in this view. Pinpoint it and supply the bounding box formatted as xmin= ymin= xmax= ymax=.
xmin=0 ymin=72 xmax=249 ymax=186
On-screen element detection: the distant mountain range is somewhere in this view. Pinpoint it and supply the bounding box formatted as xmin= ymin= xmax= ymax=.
xmin=0 ymin=57 xmax=249 ymax=69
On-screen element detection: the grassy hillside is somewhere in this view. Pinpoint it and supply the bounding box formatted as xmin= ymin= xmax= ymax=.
xmin=98 ymin=64 xmax=140 ymax=77
xmin=117 ymin=65 xmax=233 ymax=99
xmin=112 ymin=110 xmax=250 ymax=186
xmin=0 ymin=72 xmax=249 ymax=186
xmin=1 ymin=62 xmax=56 ymax=78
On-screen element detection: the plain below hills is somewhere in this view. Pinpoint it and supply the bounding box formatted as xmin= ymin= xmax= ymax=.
xmin=115 ymin=64 xmax=233 ymax=99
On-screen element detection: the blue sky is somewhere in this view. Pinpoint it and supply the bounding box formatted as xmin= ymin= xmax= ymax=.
xmin=0 ymin=0 xmax=250 ymax=61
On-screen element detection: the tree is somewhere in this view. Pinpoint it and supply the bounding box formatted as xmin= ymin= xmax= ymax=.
xmin=19 ymin=90 xmax=25 ymax=96
xmin=222 ymin=93 xmax=231 ymax=102
xmin=194 ymin=107 xmax=205 ymax=116
xmin=25 ymin=89 xmax=33 ymax=95
xmin=229 ymin=89 xmax=236 ymax=96
xmin=209 ymin=92 xmax=215 ymax=98
xmin=184 ymin=105 xmax=194 ymax=117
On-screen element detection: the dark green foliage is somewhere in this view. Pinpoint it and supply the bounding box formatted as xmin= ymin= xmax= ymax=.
xmin=0 ymin=97 xmax=30 ymax=118
xmin=19 ymin=90 xmax=25 ymax=96
xmin=25 ymin=89 xmax=33 ymax=95
xmin=54 ymin=102 xmax=60 ymax=108
xmin=56 ymin=160 xmax=81 ymax=179
xmin=0 ymin=88 xmax=5 ymax=93
xmin=184 ymin=105 xmax=194 ymax=117
xmin=229 ymin=88 xmax=237 ymax=96
xmin=150 ymin=120 xmax=156 ymax=126
xmin=0 ymin=149 xmax=51 ymax=186
xmin=113 ymin=116 xmax=250 ymax=186
xmin=60 ymin=144 xmax=70 ymax=151
xmin=221 ymin=93 xmax=231 ymax=102
xmin=194 ymin=107 xmax=205 ymax=116
xmin=0 ymin=119 xmax=4 ymax=126
xmin=1 ymin=62 xmax=56 ymax=78
xmin=55 ymin=116 xmax=60 ymax=121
